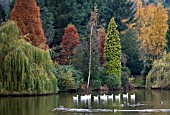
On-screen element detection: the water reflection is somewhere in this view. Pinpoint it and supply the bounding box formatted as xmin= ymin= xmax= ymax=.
xmin=0 ymin=95 xmax=59 ymax=115
xmin=0 ymin=90 xmax=170 ymax=115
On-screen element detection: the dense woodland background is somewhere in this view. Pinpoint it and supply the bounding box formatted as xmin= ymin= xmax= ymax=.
xmin=0 ymin=0 xmax=170 ymax=94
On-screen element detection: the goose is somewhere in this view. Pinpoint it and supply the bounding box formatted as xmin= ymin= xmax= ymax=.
xmin=100 ymin=94 xmax=107 ymax=100
xmin=108 ymin=94 xmax=113 ymax=99
xmin=80 ymin=94 xmax=91 ymax=100
xmin=123 ymin=93 xmax=128 ymax=99
xmin=73 ymin=95 xmax=79 ymax=100
xmin=80 ymin=95 xmax=86 ymax=100
xmin=87 ymin=94 xmax=91 ymax=100
xmin=130 ymin=94 xmax=135 ymax=100
xmin=93 ymin=95 xmax=99 ymax=100
xmin=115 ymin=94 xmax=121 ymax=100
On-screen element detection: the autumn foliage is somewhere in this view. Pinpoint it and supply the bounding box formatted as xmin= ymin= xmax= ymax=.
xmin=60 ymin=24 xmax=80 ymax=65
xmin=10 ymin=0 xmax=48 ymax=50
xmin=136 ymin=2 xmax=168 ymax=61
xmin=98 ymin=28 xmax=106 ymax=67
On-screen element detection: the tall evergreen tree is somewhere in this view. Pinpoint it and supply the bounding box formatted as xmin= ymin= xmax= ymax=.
xmin=10 ymin=0 xmax=48 ymax=50
xmin=98 ymin=0 xmax=136 ymax=32
xmin=104 ymin=18 xmax=122 ymax=77
xmin=0 ymin=0 xmax=10 ymax=15
xmin=120 ymin=29 xmax=143 ymax=75
xmin=36 ymin=0 xmax=55 ymax=46
xmin=46 ymin=0 xmax=89 ymax=46
xmin=0 ymin=3 xmax=6 ymax=23
xmin=166 ymin=16 xmax=170 ymax=52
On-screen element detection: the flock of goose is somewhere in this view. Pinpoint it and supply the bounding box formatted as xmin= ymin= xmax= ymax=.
xmin=73 ymin=93 xmax=136 ymax=101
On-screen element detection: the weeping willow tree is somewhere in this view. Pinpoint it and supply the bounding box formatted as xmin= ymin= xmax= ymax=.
xmin=146 ymin=52 xmax=170 ymax=89
xmin=0 ymin=21 xmax=58 ymax=95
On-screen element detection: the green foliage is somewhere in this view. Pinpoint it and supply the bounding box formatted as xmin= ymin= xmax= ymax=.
xmin=97 ymin=0 xmax=136 ymax=32
xmin=46 ymin=0 xmax=90 ymax=46
xmin=146 ymin=53 xmax=170 ymax=88
xmin=120 ymin=29 xmax=143 ymax=74
xmin=0 ymin=21 xmax=58 ymax=94
xmin=104 ymin=18 xmax=122 ymax=77
xmin=57 ymin=70 xmax=76 ymax=91
xmin=98 ymin=64 xmax=121 ymax=89
xmin=0 ymin=3 xmax=6 ymax=23
xmin=121 ymin=66 xmax=131 ymax=89
xmin=103 ymin=75 xmax=121 ymax=89
xmin=166 ymin=16 xmax=170 ymax=52
xmin=131 ymin=76 xmax=144 ymax=87
xmin=56 ymin=65 xmax=83 ymax=91
xmin=90 ymin=79 xmax=101 ymax=90
xmin=73 ymin=6 xmax=100 ymax=86
xmin=36 ymin=0 xmax=55 ymax=45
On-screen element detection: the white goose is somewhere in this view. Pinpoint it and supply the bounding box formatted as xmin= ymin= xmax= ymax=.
xmin=80 ymin=94 xmax=91 ymax=100
xmin=73 ymin=95 xmax=79 ymax=100
xmin=100 ymin=94 xmax=107 ymax=100
xmin=93 ymin=95 xmax=99 ymax=100
xmin=108 ymin=94 xmax=113 ymax=99
xmin=123 ymin=93 xmax=128 ymax=99
xmin=130 ymin=94 xmax=135 ymax=100
xmin=115 ymin=94 xmax=121 ymax=100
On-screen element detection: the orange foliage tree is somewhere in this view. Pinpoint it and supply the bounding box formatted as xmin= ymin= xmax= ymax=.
xmin=10 ymin=0 xmax=48 ymax=50
xmin=98 ymin=28 xmax=106 ymax=67
xmin=136 ymin=1 xmax=168 ymax=61
xmin=60 ymin=24 xmax=80 ymax=65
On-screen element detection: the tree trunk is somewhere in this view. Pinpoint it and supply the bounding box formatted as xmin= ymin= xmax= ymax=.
xmin=87 ymin=24 xmax=93 ymax=91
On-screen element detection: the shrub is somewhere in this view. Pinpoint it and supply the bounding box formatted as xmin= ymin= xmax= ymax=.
xmin=146 ymin=53 xmax=170 ymax=88
xmin=90 ymin=79 xmax=102 ymax=90
xmin=103 ymin=76 xmax=121 ymax=89
xmin=121 ymin=66 xmax=131 ymax=89
xmin=56 ymin=65 xmax=83 ymax=91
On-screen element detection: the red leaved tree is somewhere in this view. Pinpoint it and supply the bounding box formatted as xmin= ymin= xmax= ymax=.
xmin=10 ymin=0 xmax=48 ymax=50
xmin=98 ymin=28 xmax=106 ymax=67
xmin=60 ymin=24 xmax=80 ymax=65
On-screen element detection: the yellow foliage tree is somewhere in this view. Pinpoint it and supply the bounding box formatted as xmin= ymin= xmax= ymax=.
xmin=136 ymin=1 xmax=168 ymax=62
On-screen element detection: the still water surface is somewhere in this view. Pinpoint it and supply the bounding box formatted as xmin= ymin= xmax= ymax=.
xmin=1 ymin=89 xmax=170 ymax=115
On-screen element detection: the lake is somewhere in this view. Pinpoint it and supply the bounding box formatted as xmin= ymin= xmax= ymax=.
xmin=1 ymin=89 xmax=170 ymax=115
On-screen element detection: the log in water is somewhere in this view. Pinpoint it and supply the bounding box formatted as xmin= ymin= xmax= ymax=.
xmin=52 ymin=108 xmax=113 ymax=113
xmin=52 ymin=107 xmax=170 ymax=113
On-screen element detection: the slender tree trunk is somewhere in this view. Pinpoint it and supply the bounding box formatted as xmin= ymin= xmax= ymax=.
xmin=87 ymin=24 xmax=93 ymax=91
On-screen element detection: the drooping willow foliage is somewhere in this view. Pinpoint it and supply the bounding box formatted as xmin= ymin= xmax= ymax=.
xmin=146 ymin=53 xmax=170 ymax=88
xmin=0 ymin=21 xmax=58 ymax=94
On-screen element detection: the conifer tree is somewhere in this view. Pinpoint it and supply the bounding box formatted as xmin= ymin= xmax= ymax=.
xmin=98 ymin=0 xmax=136 ymax=32
xmin=10 ymin=0 xmax=48 ymax=50
xmin=120 ymin=29 xmax=143 ymax=74
xmin=166 ymin=16 xmax=170 ymax=52
xmin=104 ymin=18 xmax=122 ymax=77
xmin=0 ymin=3 xmax=6 ymax=23
xmin=46 ymin=0 xmax=88 ymax=46
xmin=60 ymin=24 xmax=80 ymax=65
xmin=36 ymin=0 xmax=55 ymax=45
